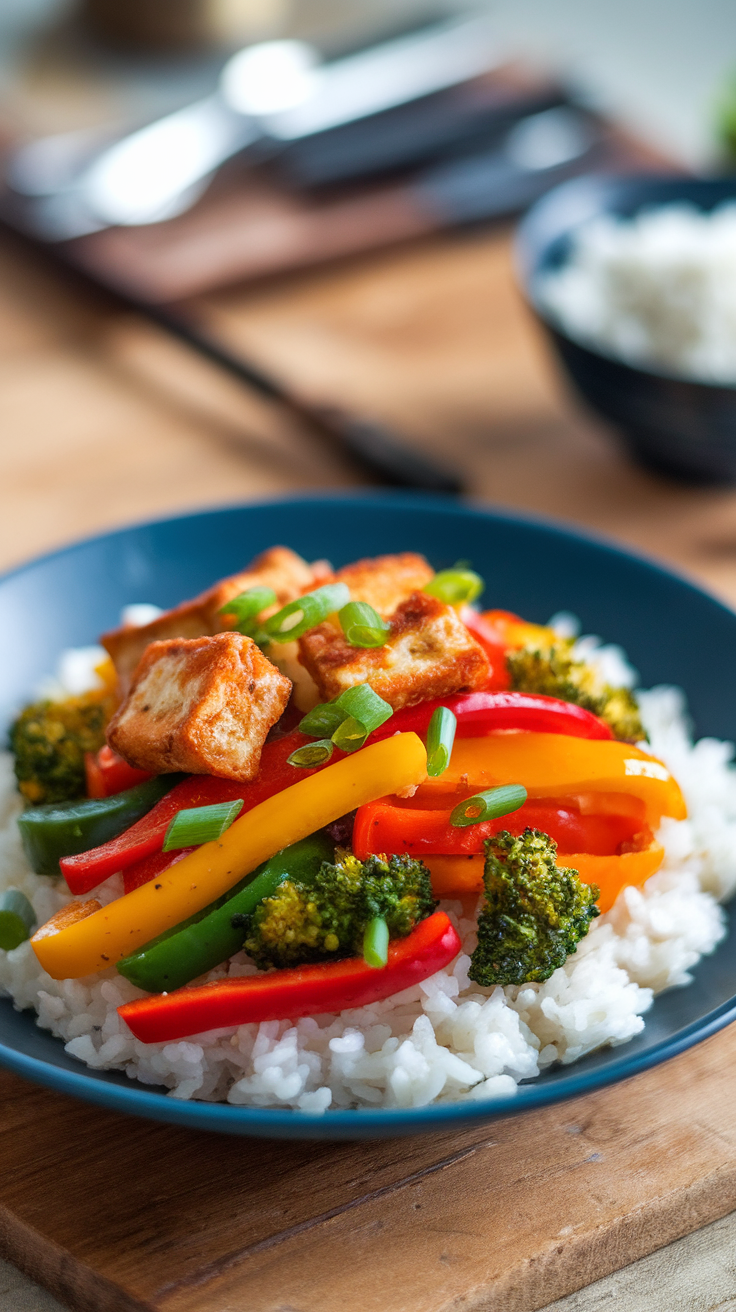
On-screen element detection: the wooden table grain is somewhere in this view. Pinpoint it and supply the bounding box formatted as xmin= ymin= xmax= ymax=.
xmin=2 ymin=220 xmax=736 ymax=1312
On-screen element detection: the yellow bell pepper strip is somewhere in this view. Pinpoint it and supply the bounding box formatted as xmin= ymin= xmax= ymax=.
xmin=412 ymin=733 xmax=686 ymax=828
xmin=32 ymin=898 xmax=103 ymax=940
xmin=423 ymin=841 xmax=665 ymax=907
xmin=31 ymin=732 xmax=427 ymax=981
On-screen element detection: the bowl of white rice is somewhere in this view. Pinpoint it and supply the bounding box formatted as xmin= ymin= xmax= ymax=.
xmin=516 ymin=175 xmax=736 ymax=483
xmin=3 ymin=494 xmax=736 ymax=1140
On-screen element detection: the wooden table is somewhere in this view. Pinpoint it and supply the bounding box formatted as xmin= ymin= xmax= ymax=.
xmin=3 ymin=221 xmax=736 ymax=1312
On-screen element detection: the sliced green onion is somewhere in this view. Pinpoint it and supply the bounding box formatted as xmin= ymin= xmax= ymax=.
xmin=264 ymin=583 xmax=350 ymax=643
xmin=338 ymin=601 xmax=390 ymax=648
xmin=163 ymin=800 xmax=244 ymax=851
xmin=298 ymin=702 xmax=348 ymax=739
xmin=450 ymin=784 xmax=527 ymax=828
xmin=331 ymin=716 xmax=368 ymax=753
xmin=425 ymin=567 xmax=485 ymax=607
xmin=363 ymin=916 xmax=389 ymax=968
xmin=426 ymin=706 xmax=457 ymax=778
xmin=334 ymin=684 xmax=393 ymax=734
xmin=0 ymin=889 xmax=36 ymax=951
xmin=218 ymin=586 xmax=277 ymax=634
xmin=287 ymin=739 xmax=334 ymax=768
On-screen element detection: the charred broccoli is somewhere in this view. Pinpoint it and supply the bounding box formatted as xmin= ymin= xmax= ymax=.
xmin=244 ymin=850 xmax=436 ymax=970
xmin=506 ymin=637 xmax=644 ymax=741
xmin=469 ymin=828 xmax=600 ymax=988
xmin=10 ymin=692 xmax=113 ymax=805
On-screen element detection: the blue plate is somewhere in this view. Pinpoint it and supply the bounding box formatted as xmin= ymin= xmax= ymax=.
xmin=1 ymin=493 xmax=735 ymax=1139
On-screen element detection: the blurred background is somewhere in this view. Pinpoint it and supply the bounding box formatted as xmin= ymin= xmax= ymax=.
xmin=1 ymin=0 xmax=734 ymax=161
xmin=1 ymin=0 xmax=736 ymax=600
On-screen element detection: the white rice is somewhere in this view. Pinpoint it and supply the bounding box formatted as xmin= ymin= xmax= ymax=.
xmin=0 ymin=647 xmax=733 ymax=1113
xmin=538 ymin=202 xmax=736 ymax=384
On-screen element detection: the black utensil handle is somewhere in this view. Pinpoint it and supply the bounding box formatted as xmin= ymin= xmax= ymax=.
xmin=147 ymin=305 xmax=463 ymax=493
xmin=307 ymin=405 xmax=464 ymax=494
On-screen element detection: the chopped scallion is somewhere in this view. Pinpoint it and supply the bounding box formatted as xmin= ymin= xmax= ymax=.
xmin=450 ymin=784 xmax=527 ymax=828
xmin=287 ymin=739 xmax=334 ymax=768
xmin=334 ymin=684 xmax=393 ymax=735
xmin=298 ymin=703 xmax=348 ymax=739
xmin=425 ymin=567 xmax=484 ymax=607
xmin=218 ymin=586 xmax=277 ymax=636
xmin=339 ymin=601 xmax=390 ymax=648
xmin=363 ymin=916 xmax=389 ymax=968
xmin=426 ymin=706 xmax=457 ymax=778
xmin=264 ymin=582 xmax=350 ymax=642
xmin=163 ymin=800 xmax=244 ymax=851
xmin=0 ymin=889 xmax=35 ymax=951
xmin=331 ymin=716 xmax=368 ymax=753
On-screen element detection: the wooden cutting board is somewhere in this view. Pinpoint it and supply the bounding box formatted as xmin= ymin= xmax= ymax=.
xmin=3 ymin=1024 xmax=736 ymax=1312
xmin=3 ymin=210 xmax=736 ymax=1312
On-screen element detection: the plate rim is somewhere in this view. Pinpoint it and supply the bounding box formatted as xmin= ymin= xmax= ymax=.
xmin=1 ymin=490 xmax=735 ymax=1138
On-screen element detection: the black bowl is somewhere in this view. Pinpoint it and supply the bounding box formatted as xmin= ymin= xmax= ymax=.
xmin=516 ymin=174 xmax=736 ymax=483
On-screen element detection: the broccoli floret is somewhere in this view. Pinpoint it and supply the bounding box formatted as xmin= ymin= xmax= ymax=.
xmin=469 ymin=828 xmax=599 ymax=988
xmin=506 ymin=638 xmax=644 ymax=741
xmin=244 ymin=851 xmax=436 ymax=970
xmin=9 ymin=692 xmax=113 ymax=805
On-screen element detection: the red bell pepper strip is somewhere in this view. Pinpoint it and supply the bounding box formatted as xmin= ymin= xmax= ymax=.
xmin=353 ymin=799 xmax=646 ymax=859
xmin=371 ymin=691 xmax=613 ymax=745
xmin=85 ymin=746 xmax=153 ymax=799
xmin=122 ymin=846 xmax=196 ymax=894
xmin=118 ymin=910 xmax=461 ymax=1043
xmin=61 ymin=731 xmax=340 ymax=895
xmin=460 ymin=608 xmax=511 ymax=689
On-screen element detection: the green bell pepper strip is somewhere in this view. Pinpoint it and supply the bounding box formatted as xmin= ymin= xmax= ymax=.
xmin=17 ymin=775 xmax=184 ymax=877
xmin=116 ymin=831 xmax=334 ymax=994
xmin=0 ymin=889 xmax=36 ymax=950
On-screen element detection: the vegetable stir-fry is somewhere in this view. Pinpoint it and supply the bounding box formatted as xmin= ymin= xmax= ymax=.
xmin=9 ymin=545 xmax=686 ymax=1047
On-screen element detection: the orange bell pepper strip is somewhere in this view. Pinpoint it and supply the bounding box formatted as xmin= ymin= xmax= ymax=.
xmin=31 ymin=732 xmax=427 ymax=981
xmin=568 ymin=844 xmax=665 ymax=913
xmin=413 ymin=733 xmax=686 ymax=829
xmin=422 ymin=841 xmax=665 ymax=909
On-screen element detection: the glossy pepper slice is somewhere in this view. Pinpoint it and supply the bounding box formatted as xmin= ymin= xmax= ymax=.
xmin=31 ymin=733 xmax=428 ymax=980
xmin=18 ymin=775 xmax=182 ymax=877
xmin=84 ymin=746 xmax=153 ymax=799
xmin=459 ymin=609 xmax=511 ymax=689
xmin=413 ymin=734 xmax=686 ymax=827
xmin=353 ymin=799 xmax=645 ymax=859
xmin=423 ymin=841 xmax=665 ymax=908
xmin=117 ymin=832 xmax=334 ymax=993
xmin=122 ymin=846 xmax=195 ymax=894
xmin=118 ymin=910 xmax=460 ymax=1043
xmin=371 ymin=691 xmax=613 ymax=744
xmin=60 ymin=730 xmax=337 ymax=894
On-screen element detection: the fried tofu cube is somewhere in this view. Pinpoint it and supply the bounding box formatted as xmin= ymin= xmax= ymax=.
xmin=327 ymin=553 xmax=435 ymax=617
xmin=106 ymin=633 xmax=291 ymax=781
xmin=102 ymin=546 xmax=316 ymax=693
xmin=299 ymin=591 xmax=490 ymax=710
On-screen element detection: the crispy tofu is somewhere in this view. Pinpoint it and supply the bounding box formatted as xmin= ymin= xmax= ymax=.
xmin=102 ymin=546 xmax=316 ymax=693
xmin=106 ymin=633 xmax=291 ymax=781
xmin=327 ymin=553 xmax=435 ymax=617
xmin=299 ymin=591 xmax=490 ymax=711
